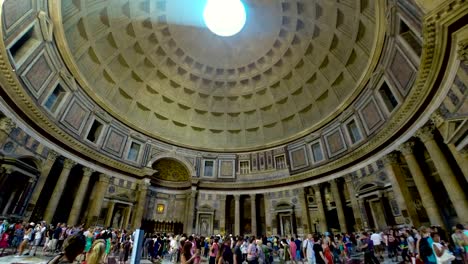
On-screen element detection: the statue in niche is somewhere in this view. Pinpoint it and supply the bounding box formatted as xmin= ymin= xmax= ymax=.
xmin=112 ymin=210 xmax=122 ymax=227
xmin=284 ymin=218 xmax=291 ymax=235
xmin=201 ymin=219 xmax=208 ymax=234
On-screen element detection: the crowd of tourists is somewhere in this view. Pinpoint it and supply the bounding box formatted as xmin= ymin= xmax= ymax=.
xmin=0 ymin=218 xmax=467 ymax=264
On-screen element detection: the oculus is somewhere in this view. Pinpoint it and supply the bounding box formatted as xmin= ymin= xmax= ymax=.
xmin=203 ymin=0 xmax=246 ymax=37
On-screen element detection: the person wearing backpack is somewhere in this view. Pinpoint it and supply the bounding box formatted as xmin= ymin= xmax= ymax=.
xmin=417 ymin=227 xmax=436 ymax=264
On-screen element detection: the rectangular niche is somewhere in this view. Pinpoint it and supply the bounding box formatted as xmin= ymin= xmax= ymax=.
xmin=202 ymin=160 xmax=216 ymax=177
xmin=8 ymin=22 xmax=41 ymax=67
xmin=126 ymin=141 xmax=142 ymax=162
xmin=345 ymin=117 xmax=363 ymax=145
xmin=274 ymin=155 xmax=287 ymax=169
xmin=43 ymin=82 xmax=68 ymax=116
xmin=239 ymin=160 xmax=250 ymax=174
xmin=86 ymin=118 xmax=105 ymax=144
xmin=398 ymin=17 xmax=422 ymax=57
xmin=309 ymin=140 xmax=325 ymax=164
xmin=378 ymin=81 xmax=399 ymax=114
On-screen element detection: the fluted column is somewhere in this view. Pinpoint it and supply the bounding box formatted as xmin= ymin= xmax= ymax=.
xmin=86 ymin=174 xmax=111 ymax=226
xmin=250 ymin=194 xmax=257 ymax=236
xmin=105 ymin=201 xmax=115 ymax=227
xmin=0 ymin=117 xmax=16 ymax=145
xmin=344 ymin=175 xmax=362 ymax=231
xmin=357 ymin=199 xmax=370 ymax=229
xmin=27 ymin=151 xmax=58 ymax=218
xmin=43 ymin=158 xmax=76 ymax=223
xmin=330 ymin=179 xmax=347 ymax=233
xmin=399 ymin=141 xmax=444 ymax=226
xmin=313 ymin=185 xmax=327 ymax=233
xmin=383 ymin=152 xmax=420 ymax=226
xmin=132 ymin=178 xmax=150 ymax=229
xmin=416 ymin=125 xmax=468 ymax=220
xmin=67 ymin=167 xmax=94 ymax=226
xmin=234 ymin=195 xmax=240 ymax=235
xmin=219 ymin=195 xmax=226 ymax=234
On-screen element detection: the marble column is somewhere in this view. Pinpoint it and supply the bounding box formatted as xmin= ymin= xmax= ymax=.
xmin=447 ymin=144 xmax=468 ymax=183
xmin=123 ymin=206 xmax=133 ymax=229
xmin=43 ymin=158 xmax=77 ymax=223
xmin=298 ymin=188 xmax=310 ymax=234
xmin=219 ymin=195 xmax=226 ymax=234
xmin=0 ymin=117 xmax=16 ymax=145
xmin=345 ymin=175 xmax=362 ymax=231
xmin=14 ymin=177 xmax=36 ymax=215
xmin=105 ymin=201 xmax=115 ymax=227
xmin=383 ymin=152 xmax=420 ymax=226
xmin=132 ymin=178 xmax=150 ymax=229
xmin=250 ymin=194 xmax=257 ymax=236
xmin=27 ymin=150 xmax=58 ymax=218
xmin=416 ymin=125 xmax=468 ymax=220
xmin=399 ymin=141 xmax=445 ymax=226
xmin=234 ymin=195 xmax=240 ymax=235
xmin=86 ymin=174 xmax=111 ymax=226
xmin=67 ymin=167 xmax=94 ymax=226
xmin=330 ymin=179 xmax=348 ymax=233
xmin=357 ymin=199 xmax=370 ymax=229
xmin=313 ymin=185 xmax=328 ymax=233
xmin=264 ymin=193 xmax=272 ymax=235
xmin=185 ymin=188 xmax=197 ymax=235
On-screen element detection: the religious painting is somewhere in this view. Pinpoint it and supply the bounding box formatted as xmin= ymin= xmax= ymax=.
xmin=157 ymin=204 xmax=165 ymax=214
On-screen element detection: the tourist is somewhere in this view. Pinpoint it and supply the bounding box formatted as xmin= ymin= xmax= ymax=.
xmin=432 ymin=232 xmax=455 ymax=264
xmin=302 ymin=234 xmax=315 ymax=264
xmin=452 ymin=224 xmax=468 ymax=264
xmin=84 ymin=239 xmax=106 ymax=264
xmin=210 ymin=237 xmax=220 ymax=264
xmin=234 ymin=239 xmax=243 ymax=264
xmin=15 ymin=222 xmax=32 ymax=257
xmin=182 ymin=240 xmax=198 ymax=264
xmin=360 ymin=232 xmax=379 ymax=264
xmin=417 ymin=226 xmax=436 ymax=264
xmin=313 ymin=235 xmax=326 ymax=264
xmin=48 ymin=233 xmax=86 ymax=264
xmin=370 ymin=231 xmax=383 ymax=260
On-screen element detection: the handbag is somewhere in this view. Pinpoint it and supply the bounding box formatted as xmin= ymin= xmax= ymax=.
xmin=436 ymin=250 xmax=456 ymax=264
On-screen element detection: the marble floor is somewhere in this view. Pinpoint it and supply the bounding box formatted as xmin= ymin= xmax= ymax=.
xmin=0 ymin=251 xmax=400 ymax=264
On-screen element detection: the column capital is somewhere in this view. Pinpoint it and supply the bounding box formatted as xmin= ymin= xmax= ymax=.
xmin=98 ymin=173 xmax=111 ymax=183
xmin=415 ymin=124 xmax=436 ymax=143
xmin=382 ymin=152 xmax=400 ymax=165
xmin=457 ymin=38 xmax=468 ymax=63
xmin=82 ymin=167 xmax=95 ymax=177
xmin=46 ymin=150 xmax=59 ymax=162
xmin=219 ymin=194 xmax=226 ymax=201
xmin=430 ymin=110 xmax=446 ymax=127
xmin=250 ymin=194 xmax=256 ymax=200
xmin=0 ymin=117 xmax=16 ymax=134
xmin=63 ymin=158 xmax=77 ymax=170
xmin=234 ymin=194 xmax=240 ymax=201
xmin=138 ymin=178 xmax=151 ymax=190
xmin=344 ymin=173 xmax=355 ymax=183
xmin=399 ymin=141 xmax=416 ymax=156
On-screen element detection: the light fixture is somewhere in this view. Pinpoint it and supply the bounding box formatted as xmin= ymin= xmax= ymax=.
xmin=157 ymin=204 xmax=165 ymax=213
xmin=203 ymin=0 xmax=246 ymax=37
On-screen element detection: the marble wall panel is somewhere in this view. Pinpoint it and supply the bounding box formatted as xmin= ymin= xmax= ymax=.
xmin=102 ymin=127 xmax=127 ymax=157
xmin=359 ymin=98 xmax=385 ymax=134
xmin=2 ymin=0 xmax=34 ymax=31
xmin=218 ymin=160 xmax=235 ymax=178
xmin=289 ymin=146 xmax=308 ymax=170
xmin=61 ymin=98 xmax=90 ymax=134
xmin=21 ymin=51 xmax=55 ymax=98
xmin=389 ymin=49 xmax=415 ymax=95
xmin=324 ymin=128 xmax=347 ymax=156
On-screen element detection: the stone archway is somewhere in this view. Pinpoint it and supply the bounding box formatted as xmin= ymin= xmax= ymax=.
xmin=147 ymin=152 xmax=196 ymax=177
xmin=151 ymin=158 xmax=191 ymax=182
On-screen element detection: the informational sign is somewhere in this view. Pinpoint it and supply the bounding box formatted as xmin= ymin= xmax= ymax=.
xmin=130 ymin=229 xmax=144 ymax=264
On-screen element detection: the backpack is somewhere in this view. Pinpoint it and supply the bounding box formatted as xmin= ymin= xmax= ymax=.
xmin=419 ymin=237 xmax=432 ymax=259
